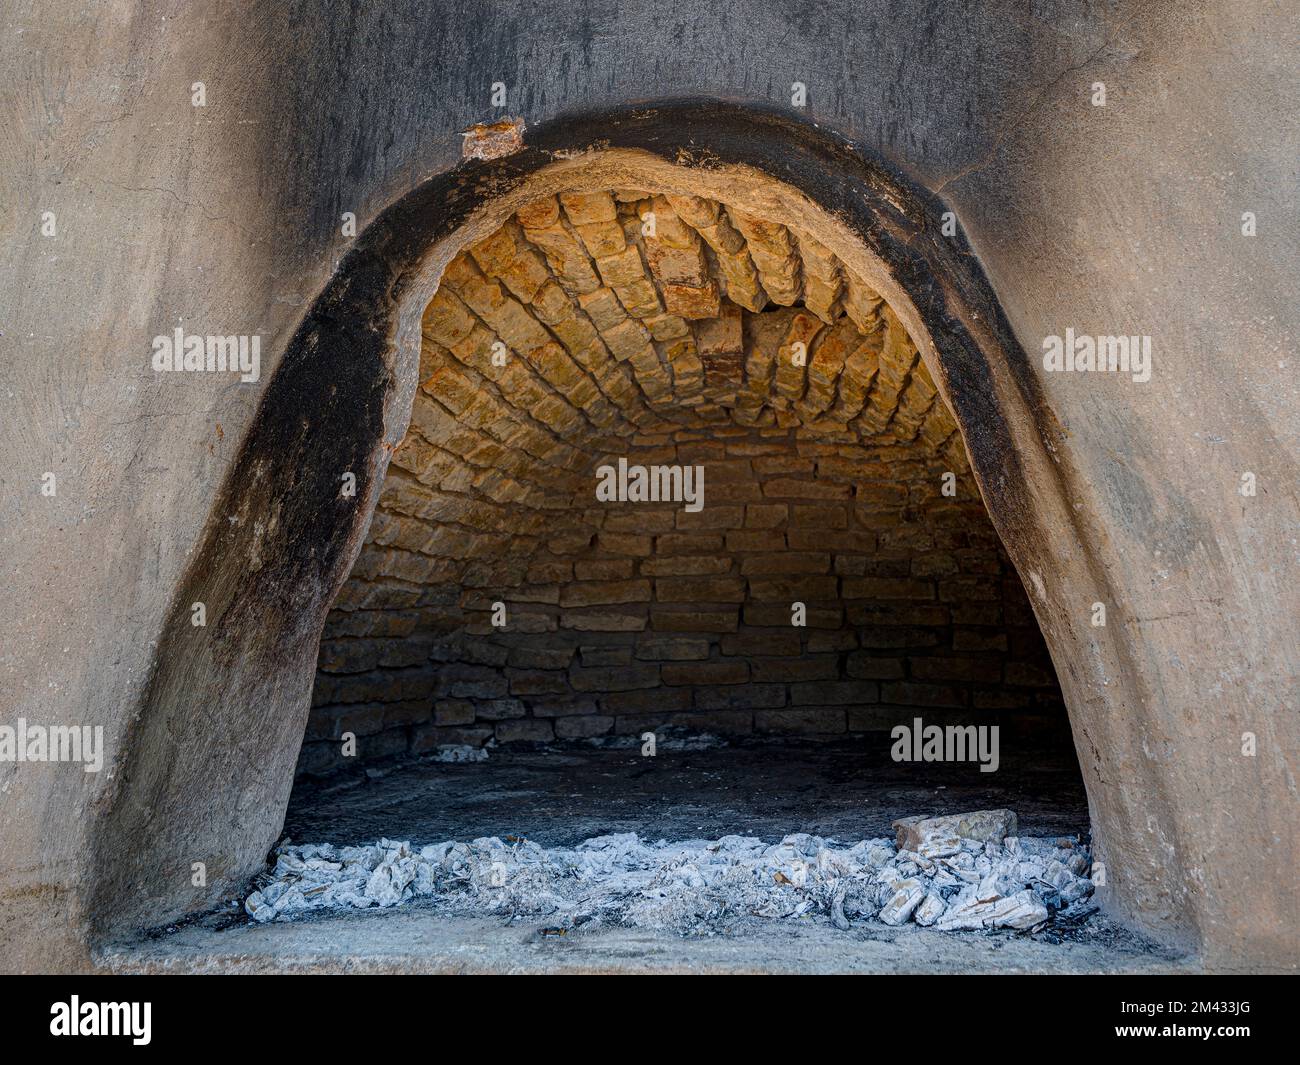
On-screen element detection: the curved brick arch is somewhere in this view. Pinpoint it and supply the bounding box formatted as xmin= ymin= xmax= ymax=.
xmin=82 ymin=102 xmax=1213 ymax=961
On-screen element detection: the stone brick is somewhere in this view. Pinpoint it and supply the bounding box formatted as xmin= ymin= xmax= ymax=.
xmin=316 ymin=639 xmax=383 ymax=674
xmin=645 ymin=238 xmax=709 ymax=285
xmin=841 ymin=577 xmax=935 ymax=600
xmin=640 ymin=555 xmax=732 ymax=577
xmin=560 ymin=579 xmax=652 ymax=607
xmin=503 ymin=584 xmax=560 ymax=605
xmin=806 ymin=630 xmax=858 ymax=653
xmin=724 ymin=530 xmax=785 ymax=552
xmin=949 ymin=603 xmax=1002 ymax=626
xmin=755 ymin=708 xmax=847 ymax=734
xmin=745 ymin=503 xmax=788 ymax=528
xmin=743 ymin=603 xmax=841 ymax=628
xmin=516 ymin=196 xmax=560 ymax=229
xmin=763 ymin=478 xmax=851 ymax=500
xmin=434 ymin=699 xmax=477 ymax=726
xmin=307 ymin=702 xmax=379 ymax=740
xmin=695 ymin=305 xmax=743 ymax=355
xmin=910 ymin=657 xmax=1004 ymax=683
xmin=663 ymin=193 xmax=719 ymax=228
xmin=559 ymin=190 xmax=617 ymax=225
xmin=731 ymin=211 xmax=801 ymax=305
xmin=661 ymin=660 xmax=749 ymax=685
xmin=789 ymin=503 xmax=849 ymax=529
xmin=972 ymin=689 xmax=1033 ymax=710
xmin=507 ymin=646 xmax=575 ymax=669
xmin=876 ymin=526 xmax=935 ymax=551
xmin=655 ymin=577 xmax=746 ymax=603
xmin=695 ymin=684 xmax=787 ymax=711
xmin=635 ymin=637 xmax=711 ymax=661
xmin=610 ymin=713 xmax=675 ymax=734
xmin=939 ymin=577 xmax=1000 ymax=602
xmin=790 ymin=530 xmax=875 ymax=553
xmin=747 ymin=576 xmax=838 ymax=601
xmin=603 ymin=510 xmax=676 ymax=534
xmin=845 ymin=707 xmax=898 ymax=731
xmin=740 ymin=552 xmax=830 ymax=575
xmin=674 ymin=504 xmax=744 ymax=530
xmin=569 ymin=664 xmax=660 ymax=692
xmin=579 ymin=644 xmax=633 ymax=667
xmin=791 ymin=680 xmax=879 ymax=705
xmin=560 ymin=611 xmax=647 ymax=632
xmin=556 ymin=715 xmax=614 ymax=739
xmin=495 ymin=719 xmax=555 ymax=743
xmin=597 ymin=533 xmax=653 ymax=556
xmin=530 ymin=279 xmax=574 ymax=324
xmin=530 ymin=696 xmax=600 ymax=718
xmin=574 ymin=558 xmax=634 ymax=581
xmin=845 ymin=653 xmax=906 ymax=679
xmin=773 ymin=312 xmax=821 ymax=398
xmin=459 ymin=696 xmax=516 ymax=721
xmin=855 ymin=483 xmax=910 ymax=507
xmin=595 ymin=245 xmax=649 ymax=288
xmin=841 ymin=274 xmax=884 ymax=332
xmin=754 ymin=455 xmax=815 ymax=475
xmin=603 ymin=318 xmax=655 ymax=362
xmin=361 ymin=728 xmax=416 ymax=760
xmin=953 ymin=629 xmax=1009 ymax=652
xmin=750 ymin=656 xmax=839 ymax=682
xmin=508 ymin=669 xmax=570 ymax=695
xmin=602 ymin=687 xmax=693 ymax=714
xmin=651 ymin=608 xmax=740 ymax=633
xmin=527 ymin=561 xmax=574 ymax=584
xmin=422 ymin=289 xmax=478 ymax=347
xmin=663 ymin=281 xmax=722 ymax=319
xmin=880 ymin=681 xmax=966 ymax=708
xmin=440 ymin=664 xmax=510 ymax=699
xmin=910 ymin=553 xmax=959 ymax=578
xmin=580 ymin=287 xmax=629 ymax=331
xmin=721 ymin=632 xmax=801 ymax=656
xmin=577 ymin=220 xmax=628 ymax=258
xmin=848 ymin=604 xmax=949 ymax=627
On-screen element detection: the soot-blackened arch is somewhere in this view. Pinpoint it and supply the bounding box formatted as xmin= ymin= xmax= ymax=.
xmin=89 ymin=101 xmax=1135 ymax=948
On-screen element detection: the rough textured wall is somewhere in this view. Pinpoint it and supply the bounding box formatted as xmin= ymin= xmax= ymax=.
xmin=2 ymin=1 xmax=1295 ymax=972
xmin=303 ymin=189 xmax=1062 ymax=771
xmin=306 ymin=426 xmax=1060 ymax=771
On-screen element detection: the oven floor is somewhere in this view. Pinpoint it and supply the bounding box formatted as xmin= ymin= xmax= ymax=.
xmin=101 ymin=907 xmax=1193 ymax=975
xmin=97 ymin=737 xmax=1202 ymax=974
xmin=282 ymin=734 xmax=1090 ymax=848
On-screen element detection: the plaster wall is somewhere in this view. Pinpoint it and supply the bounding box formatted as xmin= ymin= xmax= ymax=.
xmin=1 ymin=1 xmax=1295 ymax=971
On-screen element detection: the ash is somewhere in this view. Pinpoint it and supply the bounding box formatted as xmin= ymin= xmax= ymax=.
xmin=430 ymin=744 xmax=489 ymax=763
xmin=244 ymin=809 xmax=1098 ymax=935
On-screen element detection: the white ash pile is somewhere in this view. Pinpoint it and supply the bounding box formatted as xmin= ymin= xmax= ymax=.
xmin=244 ymin=808 xmax=1097 ymax=935
xmin=431 ymin=744 xmax=488 ymax=763
xmin=881 ymin=810 xmax=1094 ymax=930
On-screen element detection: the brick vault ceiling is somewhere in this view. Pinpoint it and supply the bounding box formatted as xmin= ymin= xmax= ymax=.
xmin=333 ymin=186 xmax=979 ymax=611
xmin=418 ymin=188 xmax=964 ymax=455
